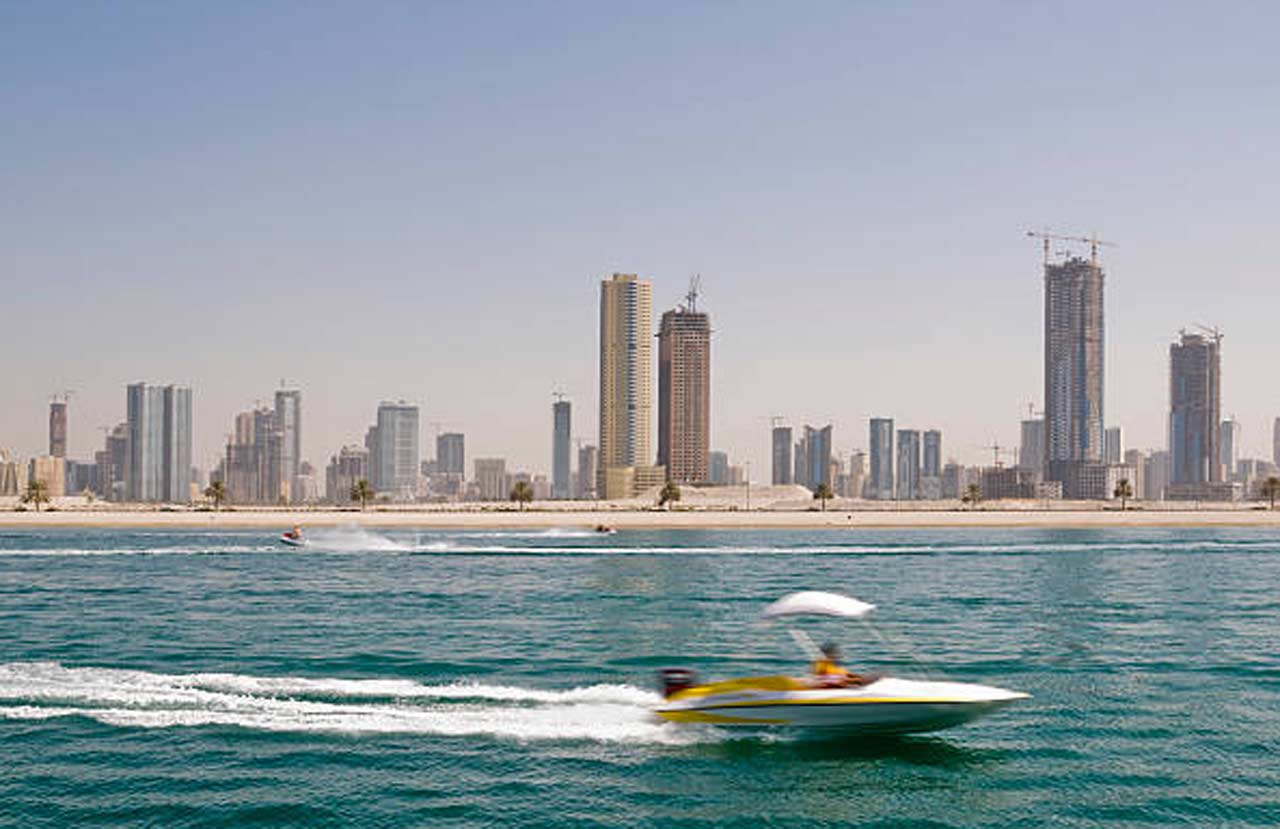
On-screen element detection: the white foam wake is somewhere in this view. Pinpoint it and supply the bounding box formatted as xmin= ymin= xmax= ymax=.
xmin=0 ymin=662 xmax=689 ymax=744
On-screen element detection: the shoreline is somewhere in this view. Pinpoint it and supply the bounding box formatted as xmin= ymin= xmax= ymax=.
xmin=2 ymin=507 xmax=1279 ymax=530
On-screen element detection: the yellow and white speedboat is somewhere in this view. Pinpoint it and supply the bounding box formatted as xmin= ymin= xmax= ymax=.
xmin=655 ymin=591 xmax=1028 ymax=736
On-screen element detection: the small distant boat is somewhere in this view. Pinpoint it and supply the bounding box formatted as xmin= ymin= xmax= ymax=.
xmin=279 ymin=529 xmax=307 ymax=548
xmin=655 ymin=591 xmax=1028 ymax=736
xmin=593 ymin=524 xmax=616 ymax=535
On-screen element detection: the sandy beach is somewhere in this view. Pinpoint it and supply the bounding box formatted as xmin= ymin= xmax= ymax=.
xmin=3 ymin=503 xmax=1279 ymax=529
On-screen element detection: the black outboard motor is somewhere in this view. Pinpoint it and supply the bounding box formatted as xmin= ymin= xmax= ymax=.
xmin=658 ymin=668 xmax=698 ymax=698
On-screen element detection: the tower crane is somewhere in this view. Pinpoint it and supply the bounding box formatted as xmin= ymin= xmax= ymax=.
xmin=1025 ymin=230 xmax=1117 ymax=264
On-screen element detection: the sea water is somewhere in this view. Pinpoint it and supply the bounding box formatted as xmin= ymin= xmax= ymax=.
xmin=0 ymin=527 xmax=1276 ymax=827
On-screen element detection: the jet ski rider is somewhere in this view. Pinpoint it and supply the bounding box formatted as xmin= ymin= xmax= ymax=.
xmin=284 ymin=525 xmax=303 ymax=541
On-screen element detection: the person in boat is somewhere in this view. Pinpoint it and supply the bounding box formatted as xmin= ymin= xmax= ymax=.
xmin=284 ymin=525 xmax=303 ymax=541
xmin=811 ymin=642 xmax=863 ymax=687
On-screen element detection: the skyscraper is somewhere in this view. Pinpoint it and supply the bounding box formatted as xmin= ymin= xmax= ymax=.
xmin=1169 ymin=331 xmax=1221 ymax=485
xmin=1104 ymin=426 xmax=1122 ymax=465
xmin=552 ymin=398 xmax=571 ymax=499
xmin=657 ymin=295 xmax=711 ymax=484
xmin=126 ymin=382 xmax=191 ymax=503
xmin=598 ymin=273 xmax=654 ymax=499
xmin=1274 ymin=417 xmax=1280 ymax=469
xmin=771 ymin=426 xmax=793 ymax=485
xmin=576 ymin=444 xmax=597 ymax=499
xmin=869 ymin=418 xmax=894 ymax=500
xmin=1220 ymin=418 xmax=1240 ymax=481
xmin=48 ymin=400 xmax=67 ymax=458
xmin=325 ymin=445 xmax=368 ymax=504
xmin=1018 ymin=418 xmax=1045 ymax=475
xmin=274 ymin=389 xmax=302 ymax=502
xmin=437 ymin=433 xmax=465 ymax=477
xmin=371 ymin=401 xmax=420 ymax=500
xmin=796 ymin=425 xmax=832 ymax=490
xmin=1043 ymin=255 xmax=1105 ymax=492
xmin=922 ymin=430 xmax=942 ymax=478
xmin=896 ymin=429 xmax=921 ymax=500
xmin=162 ymin=385 xmax=192 ymax=503
xmin=708 ymin=451 xmax=730 ymax=485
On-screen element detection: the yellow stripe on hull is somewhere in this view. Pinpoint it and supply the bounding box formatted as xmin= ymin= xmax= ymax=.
xmin=655 ymin=709 xmax=789 ymax=725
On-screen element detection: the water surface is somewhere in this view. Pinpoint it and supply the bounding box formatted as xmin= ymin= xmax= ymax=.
xmin=0 ymin=527 xmax=1276 ymax=827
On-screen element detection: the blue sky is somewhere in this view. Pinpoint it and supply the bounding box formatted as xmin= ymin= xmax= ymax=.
xmin=4 ymin=2 xmax=1280 ymax=475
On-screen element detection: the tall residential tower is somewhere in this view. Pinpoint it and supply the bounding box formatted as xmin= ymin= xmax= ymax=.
xmin=1043 ymin=254 xmax=1105 ymax=493
xmin=1169 ymin=330 xmax=1222 ymax=485
xmin=552 ymin=398 xmax=571 ymax=499
xmin=598 ymin=273 xmax=655 ymax=499
xmin=657 ymin=287 xmax=711 ymax=484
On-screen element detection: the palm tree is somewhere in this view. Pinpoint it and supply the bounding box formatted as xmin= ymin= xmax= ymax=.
xmin=1113 ymin=478 xmax=1134 ymax=511
xmin=203 ymin=480 xmax=227 ymax=511
xmin=22 ymin=480 xmax=50 ymax=512
xmin=961 ymin=483 xmax=981 ymax=510
xmin=813 ymin=483 xmax=834 ymax=511
xmin=658 ymin=480 xmax=681 ymax=510
xmin=350 ymin=479 xmax=374 ymax=511
xmin=510 ymin=480 xmax=534 ymax=510
xmin=1261 ymin=476 xmax=1280 ymax=510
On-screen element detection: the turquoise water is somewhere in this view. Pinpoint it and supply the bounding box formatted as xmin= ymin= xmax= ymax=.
xmin=0 ymin=526 xmax=1277 ymax=827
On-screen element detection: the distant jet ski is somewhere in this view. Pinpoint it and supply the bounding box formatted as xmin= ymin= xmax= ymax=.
xmin=655 ymin=591 xmax=1028 ymax=736
xmin=279 ymin=526 xmax=307 ymax=548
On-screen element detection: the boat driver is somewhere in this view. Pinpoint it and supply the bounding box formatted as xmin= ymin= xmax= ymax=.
xmin=811 ymin=642 xmax=860 ymax=687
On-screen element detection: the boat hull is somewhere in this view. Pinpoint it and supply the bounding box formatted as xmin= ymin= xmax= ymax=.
xmin=656 ymin=676 xmax=1027 ymax=735
xmin=279 ymin=536 xmax=307 ymax=548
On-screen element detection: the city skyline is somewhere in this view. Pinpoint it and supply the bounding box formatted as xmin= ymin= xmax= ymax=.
xmin=6 ymin=5 xmax=1280 ymax=476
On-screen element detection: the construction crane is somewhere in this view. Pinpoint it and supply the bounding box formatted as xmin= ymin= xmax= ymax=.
xmin=981 ymin=441 xmax=1011 ymax=468
xmin=683 ymin=275 xmax=702 ymax=313
xmin=1025 ymin=230 xmax=1116 ymax=264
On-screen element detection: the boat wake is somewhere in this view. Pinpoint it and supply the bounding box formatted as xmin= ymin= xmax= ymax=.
xmin=0 ymin=662 xmax=696 ymax=744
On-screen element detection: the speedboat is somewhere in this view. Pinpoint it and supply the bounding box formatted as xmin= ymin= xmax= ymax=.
xmin=654 ymin=591 xmax=1028 ymax=736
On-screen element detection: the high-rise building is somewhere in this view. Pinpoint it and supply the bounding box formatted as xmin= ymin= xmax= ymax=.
xmin=657 ymin=297 xmax=711 ymax=484
xmin=1169 ymin=331 xmax=1222 ymax=485
xmin=896 ymin=429 xmax=921 ymax=500
xmin=325 ymin=445 xmax=368 ymax=504
xmin=771 ymin=426 xmax=793 ymax=485
xmin=1274 ymin=417 xmax=1280 ymax=469
xmin=475 ymin=458 xmax=508 ymax=501
xmin=126 ymin=383 xmax=192 ymax=503
xmin=922 ymin=430 xmax=942 ymax=478
xmin=868 ymin=418 xmax=894 ymax=500
xmin=1220 ymin=418 xmax=1240 ymax=482
xmin=368 ymin=401 xmax=419 ymax=500
xmin=96 ymin=423 xmax=128 ymax=501
xmin=1104 ymin=426 xmax=1122 ymax=465
xmin=162 ymin=386 xmax=192 ymax=503
xmin=1043 ymin=255 xmax=1105 ymax=493
xmin=576 ymin=444 xmax=597 ymax=499
xmin=598 ymin=273 xmax=655 ymax=498
xmin=846 ymin=451 xmax=867 ymax=499
xmin=49 ymin=400 xmax=67 ymax=458
xmin=1144 ymin=450 xmax=1171 ymax=501
xmin=552 ymin=399 xmax=572 ymax=499
xmin=1019 ymin=418 xmax=1045 ymax=475
xmin=437 ymin=433 xmax=465 ymax=477
xmin=1123 ymin=449 xmax=1146 ymax=500
xmin=709 ymin=451 xmax=730 ymax=485
xmin=274 ymin=389 xmax=302 ymax=502
xmin=796 ymin=425 xmax=832 ymax=490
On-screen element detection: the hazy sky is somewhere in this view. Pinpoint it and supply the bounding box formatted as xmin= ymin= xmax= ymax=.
xmin=5 ymin=2 xmax=1280 ymax=477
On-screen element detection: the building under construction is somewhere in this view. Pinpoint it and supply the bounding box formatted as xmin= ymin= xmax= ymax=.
xmin=657 ymin=280 xmax=711 ymax=484
xmin=1032 ymin=233 xmax=1108 ymax=498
